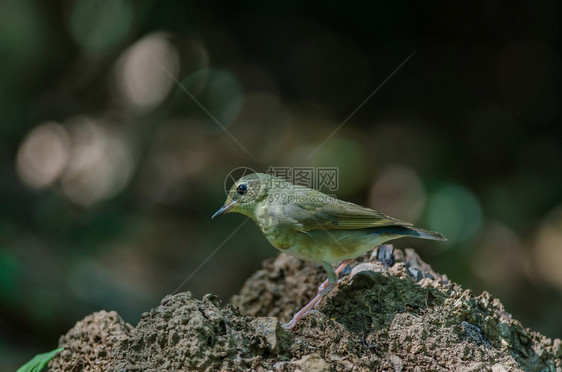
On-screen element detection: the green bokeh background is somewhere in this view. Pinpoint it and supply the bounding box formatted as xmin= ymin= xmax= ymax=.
xmin=2 ymin=1 xmax=562 ymax=369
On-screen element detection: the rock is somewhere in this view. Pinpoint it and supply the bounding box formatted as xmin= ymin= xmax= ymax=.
xmin=48 ymin=310 xmax=133 ymax=372
xmin=49 ymin=248 xmax=562 ymax=372
xmin=389 ymin=354 xmax=403 ymax=372
xmin=109 ymin=292 xmax=271 ymax=372
xmin=460 ymin=321 xmax=491 ymax=349
xmin=290 ymin=354 xmax=331 ymax=372
xmin=350 ymin=262 xmax=385 ymax=279
xmin=491 ymin=364 xmax=508 ymax=372
xmin=462 ymin=362 xmax=486 ymax=371
xmin=251 ymin=317 xmax=284 ymax=353
xmin=553 ymin=338 xmax=562 ymax=358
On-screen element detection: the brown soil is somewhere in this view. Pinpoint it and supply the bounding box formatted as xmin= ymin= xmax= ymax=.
xmin=49 ymin=246 xmax=562 ymax=371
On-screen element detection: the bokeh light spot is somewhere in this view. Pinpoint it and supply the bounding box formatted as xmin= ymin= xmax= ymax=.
xmin=369 ymin=165 xmax=426 ymax=222
xmin=61 ymin=116 xmax=135 ymax=206
xmin=16 ymin=122 xmax=70 ymax=189
xmin=533 ymin=206 xmax=562 ymax=289
xmin=473 ymin=221 xmax=524 ymax=289
xmin=115 ymin=32 xmax=180 ymax=111
xmin=427 ymin=184 xmax=482 ymax=245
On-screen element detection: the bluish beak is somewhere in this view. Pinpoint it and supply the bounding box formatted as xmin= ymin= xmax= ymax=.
xmin=211 ymin=201 xmax=237 ymax=219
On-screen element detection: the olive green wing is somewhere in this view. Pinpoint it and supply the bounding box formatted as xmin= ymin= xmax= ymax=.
xmin=283 ymin=197 xmax=413 ymax=232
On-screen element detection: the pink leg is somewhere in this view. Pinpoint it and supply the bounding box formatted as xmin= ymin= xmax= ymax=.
xmin=282 ymin=259 xmax=352 ymax=329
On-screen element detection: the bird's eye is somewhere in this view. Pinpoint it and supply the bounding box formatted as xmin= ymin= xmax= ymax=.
xmin=237 ymin=184 xmax=247 ymax=195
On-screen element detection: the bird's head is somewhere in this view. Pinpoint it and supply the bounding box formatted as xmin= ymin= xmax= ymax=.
xmin=212 ymin=173 xmax=276 ymax=219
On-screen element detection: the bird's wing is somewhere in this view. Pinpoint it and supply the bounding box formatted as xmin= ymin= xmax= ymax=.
xmin=283 ymin=197 xmax=413 ymax=232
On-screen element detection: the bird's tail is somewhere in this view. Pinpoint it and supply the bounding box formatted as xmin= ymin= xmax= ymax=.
xmin=408 ymin=227 xmax=447 ymax=241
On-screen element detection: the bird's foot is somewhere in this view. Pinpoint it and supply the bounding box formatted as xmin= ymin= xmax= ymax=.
xmin=281 ymin=259 xmax=353 ymax=330
xmin=281 ymin=292 xmax=323 ymax=329
xmin=281 ymin=280 xmax=336 ymax=329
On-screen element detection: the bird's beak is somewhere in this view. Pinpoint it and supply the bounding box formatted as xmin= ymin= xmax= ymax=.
xmin=211 ymin=200 xmax=237 ymax=219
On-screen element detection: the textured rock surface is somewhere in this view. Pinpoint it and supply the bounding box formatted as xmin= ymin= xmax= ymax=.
xmin=48 ymin=310 xmax=133 ymax=371
xmin=50 ymin=247 xmax=562 ymax=371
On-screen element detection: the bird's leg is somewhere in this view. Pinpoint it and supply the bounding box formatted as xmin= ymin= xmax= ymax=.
xmin=313 ymin=259 xmax=353 ymax=309
xmin=281 ymin=259 xmax=352 ymax=330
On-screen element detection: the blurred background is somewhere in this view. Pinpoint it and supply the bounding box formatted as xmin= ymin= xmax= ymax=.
xmin=1 ymin=0 xmax=561 ymax=368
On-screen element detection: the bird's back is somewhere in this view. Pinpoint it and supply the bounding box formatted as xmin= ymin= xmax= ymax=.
xmin=253 ymin=193 xmax=444 ymax=263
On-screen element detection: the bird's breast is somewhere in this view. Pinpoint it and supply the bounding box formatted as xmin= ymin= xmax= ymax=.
xmin=254 ymin=203 xmax=296 ymax=251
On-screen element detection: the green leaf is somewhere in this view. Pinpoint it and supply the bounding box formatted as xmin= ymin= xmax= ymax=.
xmin=17 ymin=347 xmax=63 ymax=372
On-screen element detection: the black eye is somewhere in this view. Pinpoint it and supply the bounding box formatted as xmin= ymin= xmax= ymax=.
xmin=237 ymin=184 xmax=247 ymax=195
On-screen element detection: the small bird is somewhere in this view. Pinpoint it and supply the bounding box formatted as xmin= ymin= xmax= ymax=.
xmin=212 ymin=172 xmax=445 ymax=329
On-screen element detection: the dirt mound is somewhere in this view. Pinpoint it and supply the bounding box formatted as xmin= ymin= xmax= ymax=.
xmin=48 ymin=310 xmax=134 ymax=371
xmin=49 ymin=247 xmax=562 ymax=371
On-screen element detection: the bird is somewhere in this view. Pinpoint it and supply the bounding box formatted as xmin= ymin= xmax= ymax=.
xmin=212 ymin=172 xmax=446 ymax=329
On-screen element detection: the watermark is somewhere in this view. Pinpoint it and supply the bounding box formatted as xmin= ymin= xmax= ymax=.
xmin=265 ymin=166 xmax=339 ymax=191
xmin=222 ymin=166 xmax=340 ymax=204
xmin=266 ymin=191 xmax=338 ymax=204
xmin=224 ymin=166 xmax=259 ymax=197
